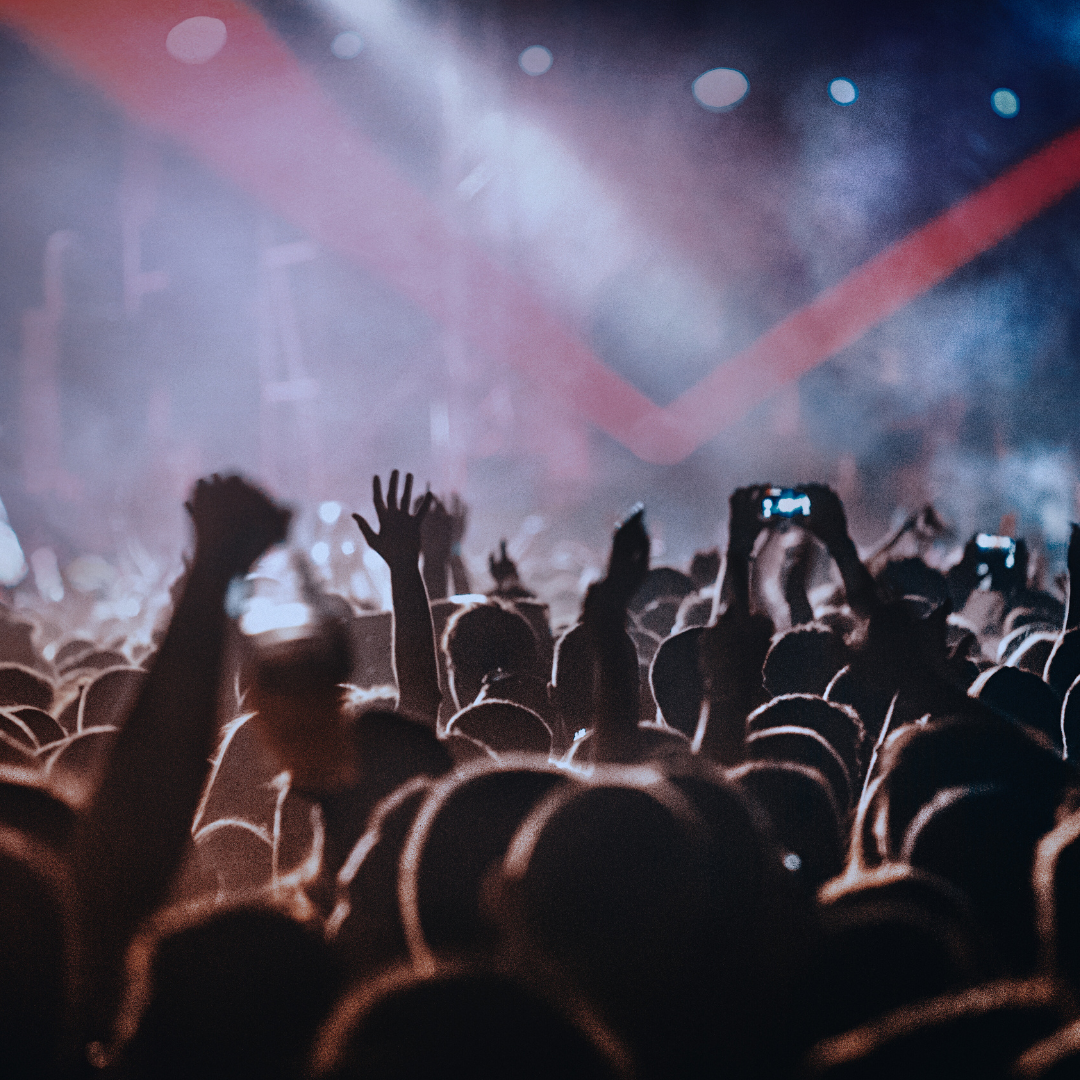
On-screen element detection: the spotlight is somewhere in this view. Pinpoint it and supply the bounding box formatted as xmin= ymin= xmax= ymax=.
xmin=829 ymin=78 xmax=858 ymax=105
xmin=165 ymin=16 xmax=227 ymax=65
xmin=991 ymin=88 xmax=1019 ymax=117
xmin=692 ymin=68 xmax=749 ymax=112
xmin=331 ymin=31 xmax=363 ymax=59
xmin=319 ymin=500 xmax=342 ymax=524
xmin=519 ymin=45 xmax=553 ymax=76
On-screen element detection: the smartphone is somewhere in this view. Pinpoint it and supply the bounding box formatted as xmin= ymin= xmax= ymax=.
xmin=974 ymin=533 xmax=1017 ymax=569
xmin=759 ymin=487 xmax=811 ymax=521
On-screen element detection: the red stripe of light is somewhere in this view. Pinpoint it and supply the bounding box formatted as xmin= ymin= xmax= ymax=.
xmin=4 ymin=0 xmax=1080 ymax=464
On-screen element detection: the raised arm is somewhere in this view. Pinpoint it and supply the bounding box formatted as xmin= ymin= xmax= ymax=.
xmin=1065 ymin=523 xmax=1080 ymax=632
xmin=583 ymin=506 xmax=649 ymax=764
xmin=801 ymin=483 xmax=878 ymax=620
xmin=354 ymin=471 xmax=441 ymax=727
xmin=73 ymin=475 xmax=289 ymax=1042
xmin=698 ymin=488 xmax=773 ymax=764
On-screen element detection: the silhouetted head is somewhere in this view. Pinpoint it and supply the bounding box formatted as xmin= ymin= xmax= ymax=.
xmin=748 ymin=694 xmax=866 ymax=787
xmin=744 ymin=725 xmax=854 ymax=813
xmin=878 ymin=557 xmax=950 ymax=606
xmin=968 ymin=666 xmax=1063 ymax=752
xmin=1034 ymin=805 xmax=1080 ymax=993
xmin=123 ymin=904 xmax=342 ymax=1080
xmin=730 ymin=760 xmax=844 ymax=893
xmin=401 ymin=760 xmax=569 ymax=963
xmin=551 ymin=623 xmax=638 ymax=736
xmin=443 ymin=601 xmax=540 ymax=711
xmin=310 ymin=963 xmax=629 ymax=1080
xmin=446 ymin=700 xmax=553 ymax=759
xmin=763 ymin=624 xmax=850 ymax=699
xmin=874 ymin=714 xmax=1075 ymax=863
xmin=689 ymin=549 xmax=721 ymax=589
xmin=807 ymin=863 xmax=980 ymax=1041
xmin=0 ymin=826 xmax=78 ymax=1079
xmin=649 ymin=627 xmax=705 ymax=739
xmin=901 ymin=783 xmax=1058 ymax=974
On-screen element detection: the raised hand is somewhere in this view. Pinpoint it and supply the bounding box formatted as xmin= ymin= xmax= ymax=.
xmin=185 ymin=473 xmax=291 ymax=577
xmin=489 ymin=539 xmax=519 ymax=588
xmin=606 ymin=503 xmax=650 ymax=605
xmin=728 ymin=486 xmax=766 ymax=559
xmin=354 ymin=470 xmax=433 ymax=570
xmin=800 ymin=483 xmax=850 ymax=549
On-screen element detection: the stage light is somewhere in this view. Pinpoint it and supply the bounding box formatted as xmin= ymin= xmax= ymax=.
xmin=341 ymin=540 xmax=355 ymax=555
xmin=30 ymin=547 xmax=63 ymax=602
xmin=692 ymin=67 xmax=749 ymax=111
xmin=331 ymin=31 xmax=363 ymax=59
xmin=240 ymin=599 xmax=311 ymax=636
xmin=0 ymin=522 xmax=26 ymax=587
xmin=829 ymin=78 xmax=858 ymax=105
xmin=519 ymin=45 xmax=553 ymax=76
xmin=992 ymin=88 xmax=1019 ymax=117
xmin=165 ymin=16 xmax=227 ymax=65
xmin=311 ymin=541 xmax=331 ymax=565
xmin=319 ymin=500 xmax=342 ymax=523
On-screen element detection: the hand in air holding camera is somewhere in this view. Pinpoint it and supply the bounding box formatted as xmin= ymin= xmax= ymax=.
xmin=728 ymin=486 xmax=766 ymax=559
xmin=799 ymin=483 xmax=850 ymax=550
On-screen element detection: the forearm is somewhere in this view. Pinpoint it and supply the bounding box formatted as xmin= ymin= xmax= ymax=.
xmin=422 ymin=550 xmax=449 ymax=602
xmin=582 ymin=583 xmax=640 ymax=763
xmin=389 ymin=560 xmax=441 ymax=727
xmin=828 ymin=535 xmax=877 ymax=619
xmin=784 ymin=566 xmax=815 ymax=627
xmin=448 ymin=552 xmax=471 ymax=596
xmin=72 ymin=558 xmax=233 ymax=1035
xmin=719 ymin=551 xmax=752 ymax=615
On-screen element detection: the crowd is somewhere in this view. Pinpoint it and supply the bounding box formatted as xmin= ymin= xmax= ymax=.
xmin=1 ymin=467 xmax=1080 ymax=1078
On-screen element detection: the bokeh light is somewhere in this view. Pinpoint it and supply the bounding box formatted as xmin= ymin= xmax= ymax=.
xmin=165 ymin=16 xmax=227 ymax=65
xmin=519 ymin=45 xmax=553 ymax=76
xmin=992 ymin=88 xmax=1019 ymax=117
xmin=331 ymin=31 xmax=363 ymax=59
xmin=692 ymin=67 xmax=750 ymax=111
xmin=829 ymin=78 xmax=858 ymax=105
xmin=319 ymin=500 xmax=342 ymax=524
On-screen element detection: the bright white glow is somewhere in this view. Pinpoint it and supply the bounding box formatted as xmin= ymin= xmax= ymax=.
xmin=311 ymin=541 xmax=331 ymax=566
xmin=117 ymin=597 xmax=141 ymax=619
xmin=430 ymin=400 xmax=450 ymax=448
xmin=324 ymin=0 xmax=735 ymax=379
xmin=992 ymin=88 xmax=1019 ymax=118
xmin=341 ymin=540 xmax=355 ymax=555
xmin=783 ymin=852 xmax=802 ymax=872
xmin=66 ymin=554 xmax=117 ymax=594
xmin=165 ymin=17 xmax=227 ymax=65
xmin=319 ymin=500 xmax=342 ymax=524
xmin=350 ymin=571 xmax=373 ymax=603
xmin=30 ymin=547 xmax=63 ymax=602
xmin=829 ymin=78 xmax=858 ymax=105
xmin=240 ymin=598 xmax=312 ymax=636
xmin=760 ymin=490 xmax=811 ymax=519
xmin=42 ymin=642 xmax=57 ymax=662
xmin=331 ymin=30 xmax=363 ymax=59
xmin=362 ymin=546 xmax=393 ymax=609
xmin=519 ymin=45 xmax=553 ymax=76
xmin=0 ymin=523 xmax=26 ymax=586
xmin=692 ymin=68 xmax=749 ymax=111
